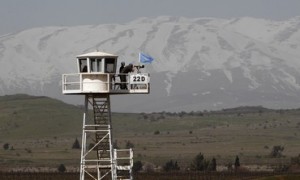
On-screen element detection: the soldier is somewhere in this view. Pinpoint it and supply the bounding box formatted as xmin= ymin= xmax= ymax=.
xmin=119 ymin=62 xmax=125 ymax=73
xmin=120 ymin=64 xmax=134 ymax=89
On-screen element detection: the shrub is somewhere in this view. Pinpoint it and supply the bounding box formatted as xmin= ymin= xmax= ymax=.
xmin=143 ymin=162 xmax=154 ymax=173
xmin=227 ymin=162 xmax=233 ymax=172
xmin=3 ymin=143 xmax=9 ymax=150
xmin=113 ymin=140 xmax=119 ymax=149
xmin=132 ymin=161 xmax=143 ymax=173
xmin=142 ymin=114 xmax=148 ymax=120
xmin=234 ymin=156 xmax=240 ymax=169
xmin=270 ymin=145 xmax=284 ymax=158
xmin=163 ymin=160 xmax=180 ymax=172
xmin=25 ymin=148 xmax=32 ymax=153
xmin=208 ymin=158 xmax=217 ymax=171
xmin=291 ymin=154 xmax=300 ymax=165
xmin=190 ymin=153 xmax=209 ymax=171
xmin=125 ymin=141 xmax=134 ymax=149
xmin=72 ymin=138 xmax=81 ymax=149
xmin=154 ymin=130 xmax=160 ymax=135
xmin=58 ymin=164 xmax=66 ymax=173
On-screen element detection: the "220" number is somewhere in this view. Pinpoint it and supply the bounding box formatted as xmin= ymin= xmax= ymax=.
xmin=133 ymin=76 xmax=146 ymax=82
xmin=130 ymin=74 xmax=148 ymax=84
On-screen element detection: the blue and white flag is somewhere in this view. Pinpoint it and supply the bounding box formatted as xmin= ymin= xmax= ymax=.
xmin=139 ymin=52 xmax=154 ymax=64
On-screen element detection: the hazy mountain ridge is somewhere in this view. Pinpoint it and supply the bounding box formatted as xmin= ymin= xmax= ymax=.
xmin=1 ymin=16 xmax=300 ymax=112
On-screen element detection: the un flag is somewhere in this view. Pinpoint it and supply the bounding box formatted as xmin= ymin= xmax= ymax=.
xmin=139 ymin=52 xmax=154 ymax=64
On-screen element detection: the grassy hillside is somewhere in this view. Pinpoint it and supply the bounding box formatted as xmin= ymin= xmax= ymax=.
xmin=0 ymin=94 xmax=82 ymax=139
xmin=0 ymin=94 xmax=83 ymax=167
xmin=0 ymin=94 xmax=299 ymax=170
xmin=112 ymin=109 xmax=300 ymax=169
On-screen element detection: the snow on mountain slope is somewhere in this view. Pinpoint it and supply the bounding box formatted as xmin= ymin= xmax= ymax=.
xmin=1 ymin=16 xmax=300 ymax=112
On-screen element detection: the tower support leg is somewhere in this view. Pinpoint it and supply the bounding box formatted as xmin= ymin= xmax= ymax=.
xmin=80 ymin=94 xmax=116 ymax=180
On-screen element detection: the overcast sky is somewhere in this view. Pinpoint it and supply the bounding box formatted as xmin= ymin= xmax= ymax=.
xmin=1 ymin=0 xmax=300 ymax=36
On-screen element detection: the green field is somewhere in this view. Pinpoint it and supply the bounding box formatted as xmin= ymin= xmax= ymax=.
xmin=0 ymin=94 xmax=299 ymax=171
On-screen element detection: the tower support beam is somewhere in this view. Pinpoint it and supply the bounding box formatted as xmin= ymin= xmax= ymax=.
xmin=80 ymin=94 xmax=116 ymax=180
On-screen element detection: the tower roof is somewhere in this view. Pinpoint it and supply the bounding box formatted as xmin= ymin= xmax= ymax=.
xmin=77 ymin=51 xmax=118 ymax=58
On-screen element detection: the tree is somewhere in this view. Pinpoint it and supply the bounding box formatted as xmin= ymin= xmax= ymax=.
xmin=163 ymin=160 xmax=180 ymax=172
xmin=58 ymin=164 xmax=66 ymax=173
xmin=132 ymin=161 xmax=143 ymax=173
xmin=208 ymin=158 xmax=217 ymax=171
xmin=270 ymin=145 xmax=284 ymax=158
xmin=72 ymin=138 xmax=81 ymax=149
xmin=3 ymin=143 xmax=9 ymax=150
xmin=190 ymin=153 xmax=209 ymax=171
xmin=234 ymin=156 xmax=240 ymax=169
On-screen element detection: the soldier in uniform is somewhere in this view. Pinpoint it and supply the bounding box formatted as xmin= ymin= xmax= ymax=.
xmin=120 ymin=64 xmax=134 ymax=89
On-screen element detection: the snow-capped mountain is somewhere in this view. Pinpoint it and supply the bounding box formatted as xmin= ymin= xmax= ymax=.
xmin=1 ymin=16 xmax=300 ymax=112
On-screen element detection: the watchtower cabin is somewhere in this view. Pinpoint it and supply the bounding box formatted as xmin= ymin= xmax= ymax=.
xmin=62 ymin=51 xmax=150 ymax=95
xmin=62 ymin=51 xmax=150 ymax=180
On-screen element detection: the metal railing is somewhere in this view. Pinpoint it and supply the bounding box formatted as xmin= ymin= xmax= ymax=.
xmin=62 ymin=73 xmax=149 ymax=94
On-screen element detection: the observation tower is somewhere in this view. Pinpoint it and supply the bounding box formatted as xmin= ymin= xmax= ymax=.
xmin=62 ymin=51 xmax=150 ymax=180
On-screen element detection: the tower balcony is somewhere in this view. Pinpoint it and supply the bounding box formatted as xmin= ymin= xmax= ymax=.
xmin=62 ymin=73 xmax=150 ymax=95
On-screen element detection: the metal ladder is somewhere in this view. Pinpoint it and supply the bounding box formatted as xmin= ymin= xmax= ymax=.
xmin=114 ymin=149 xmax=133 ymax=180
